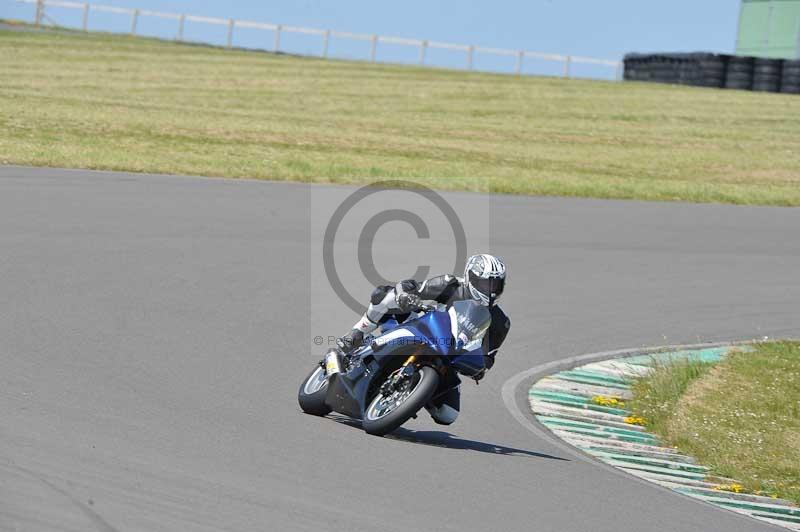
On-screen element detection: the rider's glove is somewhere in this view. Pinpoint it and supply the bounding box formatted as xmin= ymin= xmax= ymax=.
xmin=395 ymin=292 xmax=422 ymax=312
xmin=337 ymin=329 xmax=364 ymax=354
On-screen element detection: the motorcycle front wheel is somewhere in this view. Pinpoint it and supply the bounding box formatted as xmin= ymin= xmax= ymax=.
xmin=363 ymin=365 xmax=439 ymax=436
xmin=298 ymin=365 xmax=332 ymax=416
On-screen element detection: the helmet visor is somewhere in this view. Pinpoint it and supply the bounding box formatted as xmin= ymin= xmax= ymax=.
xmin=468 ymin=271 xmax=505 ymax=301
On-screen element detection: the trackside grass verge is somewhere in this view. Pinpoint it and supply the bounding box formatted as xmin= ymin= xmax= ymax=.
xmin=629 ymin=342 xmax=800 ymax=504
xmin=1 ymin=24 xmax=800 ymax=204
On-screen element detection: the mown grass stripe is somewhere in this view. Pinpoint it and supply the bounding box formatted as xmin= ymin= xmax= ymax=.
xmin=5 ymin=27 xmax=800 ymax=206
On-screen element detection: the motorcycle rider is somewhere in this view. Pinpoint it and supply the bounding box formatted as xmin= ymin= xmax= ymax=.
xmin=336 ymin=253 xmax=510 ymax=426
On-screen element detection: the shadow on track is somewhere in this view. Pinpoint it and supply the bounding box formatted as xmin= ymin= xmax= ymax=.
xmin=329 ymin=414 xmax=567 ymax=461
xmin=388 ymin=428 xmax=569 ymax=460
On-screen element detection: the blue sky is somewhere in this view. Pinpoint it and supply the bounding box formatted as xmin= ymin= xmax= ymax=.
xmin=3 ymin=0 xmax=742 ymax=79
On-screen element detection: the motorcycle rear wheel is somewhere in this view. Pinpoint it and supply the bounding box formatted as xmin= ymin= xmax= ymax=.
xmin=298 ymin=365 xmax=332 ymax=416
xmin=363 ymin=366 xmax=439 ymax=436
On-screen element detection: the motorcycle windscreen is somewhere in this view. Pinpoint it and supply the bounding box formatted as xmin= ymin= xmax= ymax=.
xmin=448 ymin=300 xmax=491 ymax=376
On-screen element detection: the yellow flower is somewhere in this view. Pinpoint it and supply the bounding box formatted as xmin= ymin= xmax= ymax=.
xmin=715 ymin=483 xmax=746 ymax=494
xmin=624 ymin=416 xmax=647 ymax=426
xmin=591 ymin=395 xmax=625 ymax=408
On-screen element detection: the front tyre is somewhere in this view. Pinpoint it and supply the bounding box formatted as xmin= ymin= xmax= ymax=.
xmin=363 ymin=366 xmax=439 ymax=436
xmin=298 ymin=366 xmax=332 ymax=416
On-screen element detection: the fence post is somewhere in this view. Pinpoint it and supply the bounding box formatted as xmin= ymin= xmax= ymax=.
xmin=370 ymin=34 xmax=378 ymax=62
xmin=467 ymin=45 xmax=474 ymax=70
xmin=35 ymin=0 xmax=43 ymax=27
xmin=419 ymin=40 xmax=428 ymax=65
xmin=226 ymin=19 xmax=234 ymax=48
xmin=130 ymin=9 xmax=139 ymax=35
xmin=274 ymin=24 xmax=282 ymax=52
xmin=322 ymin=29 xmax=330 ymax=58
xmin=616 ymin=61 xmax=624 ymax=81
xmin=177 ymin=14 xmax=185 ymax=41
xmin=563 ymin=55 xmax=572 ymax=78
xmin=515 ymin=50 xmax=524 ymax=75
xmin=81 ymin=3 xmax=89 ymax=31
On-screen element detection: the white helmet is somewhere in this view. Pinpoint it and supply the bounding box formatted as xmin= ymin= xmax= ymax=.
xmin=464 ymin=254 xmax=506 ymax=306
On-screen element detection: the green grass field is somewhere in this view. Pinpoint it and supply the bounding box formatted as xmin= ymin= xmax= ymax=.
xmin=630 ymin=342 xmax=800 ymax=504
xmin=1 ymin=25 xmax=800 ymax=204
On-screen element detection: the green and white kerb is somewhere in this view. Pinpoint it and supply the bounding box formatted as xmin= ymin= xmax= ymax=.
xmin=529 ymin=346 xmax=800 ymax=531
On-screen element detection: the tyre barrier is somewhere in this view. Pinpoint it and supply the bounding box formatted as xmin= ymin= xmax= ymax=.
xmin=624 ymin=52 xmax=798 ymax=94
xmin=753 ymin=58 xmax=782 ymax=92
xmin=624 ymin=53 xmax=726 ymax=89
xmin=781 ymin=59 xmax=800 ymax=94
xmin=725 ymin=56 xmax=754 ymax=90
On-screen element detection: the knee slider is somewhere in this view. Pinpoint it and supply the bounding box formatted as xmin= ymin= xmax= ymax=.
xmin=426 ymin=404 xmax=459 ymax=425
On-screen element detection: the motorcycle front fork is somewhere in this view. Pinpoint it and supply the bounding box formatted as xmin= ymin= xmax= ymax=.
xmin=380 ymin=355 xmax=418 ymax=396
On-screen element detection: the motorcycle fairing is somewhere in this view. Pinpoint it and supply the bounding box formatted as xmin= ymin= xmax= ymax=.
xmin=323 ymin=303 xmax=488 ymax=418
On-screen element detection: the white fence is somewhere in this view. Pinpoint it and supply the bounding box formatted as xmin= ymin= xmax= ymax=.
xmin=13 ymin=0 xmax=623 ymax=79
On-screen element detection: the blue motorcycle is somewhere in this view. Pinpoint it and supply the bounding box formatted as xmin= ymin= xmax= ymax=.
xmin=298 ymin=300 xmax=491 ymax=436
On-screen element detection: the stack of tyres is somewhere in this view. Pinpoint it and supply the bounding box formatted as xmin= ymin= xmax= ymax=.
xmin=623 ymin=54 xmax=653 ymax=82
xmin=688 ymin=53 xmax=727 ymax=88
xmin=781 ymin=59 xmax=800 ymax=94
xmin=752 ymin=58 xmax=783 ymax=92
xmin=654 ymin=55 xmax=681 ymax=83
xmin=622 ymin=55 xmax=640 ymax=81
xmin=676 ymin=54 xmax=702 ymax=86
xmin=725 ymin=56 xmax=754 ymax=90
xmin=622 ymin=52 xmax=798 ymax=95
xmin=622 ymin=53 xmax=727 ymax=88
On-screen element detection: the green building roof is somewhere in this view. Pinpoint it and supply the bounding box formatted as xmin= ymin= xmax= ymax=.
xmin=736 ymin=0 xmax=800 ymax=58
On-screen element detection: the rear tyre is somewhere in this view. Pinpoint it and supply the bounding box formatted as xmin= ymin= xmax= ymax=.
xmin=363 ymin=366 xmax=439 ymax=436
xmin=298 ymin=366 xmax=332 ymax=416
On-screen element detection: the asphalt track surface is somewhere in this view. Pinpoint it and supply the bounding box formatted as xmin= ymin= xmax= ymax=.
xmin=1 ymin=166 xmax=799 ymax=532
